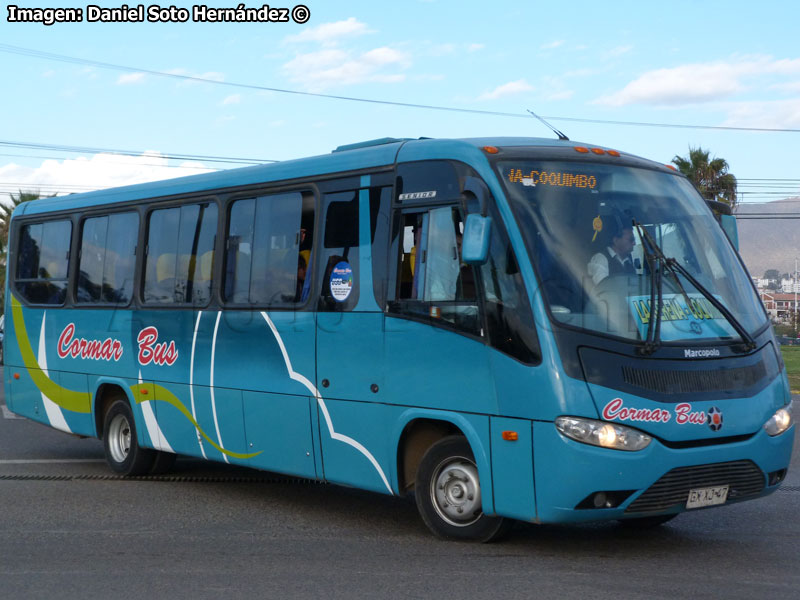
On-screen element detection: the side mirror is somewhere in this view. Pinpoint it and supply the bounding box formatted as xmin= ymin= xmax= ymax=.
xmin=719 ymin=214 xmax=739 ymax=251
xmin=462 ymin=214 xmax=492 ymax=264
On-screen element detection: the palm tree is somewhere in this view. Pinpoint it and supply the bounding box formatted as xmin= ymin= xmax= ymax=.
xmin=672 ymin=147 xmax=738 ymax=209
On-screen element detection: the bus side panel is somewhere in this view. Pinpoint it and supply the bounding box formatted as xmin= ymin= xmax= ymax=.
xmin=6 ymin=366 xmax=46 ymax=424
xmin=58 ymin=371 xmax=93 ymax=436
xmin=382 ymin=316 xmax=497 ymax=414
xmin=243 ymin=390 xmax=317 ymax=478
xmin=490 ymin=416 xmax=536 ymax=521
xmin=151 ymin=382 xmax=246 ymax=464
xmin=317 ymin=398 xmax=399 ymax=494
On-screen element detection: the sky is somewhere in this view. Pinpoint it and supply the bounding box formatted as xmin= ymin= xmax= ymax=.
xmin=1 ymin=0 xmax=799 ymax=206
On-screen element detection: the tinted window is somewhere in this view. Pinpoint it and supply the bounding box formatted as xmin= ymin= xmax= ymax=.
xmin=224 ymin=191 xmax=313 ymax=306
xmin=317 ymin=190 xmax=359 ymax=311
xmin=15 ymin=220 xmax=72 ymax=304
xmin=478 ymin=208 xmax=540 ymax=363
xmin=77 ymin=212 xmax=138 ymax=304
xmin=389 ymin=206 xmax=479 ymax=334
xmin=370 ymin=186 xmax=392 ymax=306
xmin=143 ymin=202 xmax=217 ymax=305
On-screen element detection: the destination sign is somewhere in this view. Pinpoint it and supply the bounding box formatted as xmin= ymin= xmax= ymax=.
xmin=506 ymin=169 xmax=597 ymax=189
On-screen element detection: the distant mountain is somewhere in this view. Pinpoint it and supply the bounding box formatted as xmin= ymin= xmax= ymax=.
xmin=735 ymin=197 xmax=800 ymax=277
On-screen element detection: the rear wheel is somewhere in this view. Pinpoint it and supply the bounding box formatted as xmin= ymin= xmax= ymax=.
xmin=103 ymin=399 xmax=155 ymax=476
xmin=415 ymin=436 xmax=510 ymax=542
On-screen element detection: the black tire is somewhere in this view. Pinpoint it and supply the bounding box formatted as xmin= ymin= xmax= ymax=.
xmin=617 ymin=514 xmax=678 ymax=529
xmin=149 ymin=450 xmax=177 ymax=475
xmin=415 ymin=436 xmax=511 ymax=542
xmin=102 ymin=399 xmax=155 ymax=476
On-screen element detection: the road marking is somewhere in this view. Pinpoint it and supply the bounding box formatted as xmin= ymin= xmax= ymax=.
xmin=0 ymin=459 xmax=106 ymax=464
xmin=2 ymin=405 xmax=23 ymax=419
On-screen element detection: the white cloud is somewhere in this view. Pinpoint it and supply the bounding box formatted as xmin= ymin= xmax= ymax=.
xmin=222 ymin=94 xmax=241 ymax=105
xmin=541 ymin=40 xmax=564 ymax=50
xmin=282 ymin=46 xmax=410 ymax=91
xmin=468 ymin=43 xmax=485 ymax=52
xmin=284 ymin=17 xmax=371 ymax=45
xmin=0 ymin=153 xmax=214 ymax=203
xmin=116 ymin=72 xmax=146 ymax=85
xmin=723 ymin=98 xmax=800 ymax=129
xmin=478 ymin=79 xmax=534 ymax=101
xmin=770 ymin=80 xmax=800 ymax=93
xmin=595 ymin=56 xmax=800 ymax=107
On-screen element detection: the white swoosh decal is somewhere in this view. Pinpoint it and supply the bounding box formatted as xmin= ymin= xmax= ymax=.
xmin=189 ymin=311 xmax=207 ymax=458
xmin=38 ymin=312 xmax=71 ymax=433
xmin=210 ymin=311 xmax=228 ymax=463
xmin=259 ymin=312 xmax=392 ymax=494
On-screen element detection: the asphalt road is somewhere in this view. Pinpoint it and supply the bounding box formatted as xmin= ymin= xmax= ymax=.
xmin=0 ymin=372 xmax=798 ymax=600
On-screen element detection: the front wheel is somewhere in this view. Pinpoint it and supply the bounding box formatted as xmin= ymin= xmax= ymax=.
xmin=415 ymin=436 xmax=510 ymax=542
xmin=103 ymin=399 xmax=155 ymax=476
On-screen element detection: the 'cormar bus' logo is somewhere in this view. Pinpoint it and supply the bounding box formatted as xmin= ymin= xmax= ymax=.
xmin=707 ymin=407 xmax=723 ymax=431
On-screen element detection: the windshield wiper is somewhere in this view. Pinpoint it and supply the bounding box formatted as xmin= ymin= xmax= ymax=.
xmin=633 ymin=221 xmax=756 ymax=354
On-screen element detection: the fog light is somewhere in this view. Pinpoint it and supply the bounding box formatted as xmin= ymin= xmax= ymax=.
xmin=768 ymin=469 xmax=787 ymax=486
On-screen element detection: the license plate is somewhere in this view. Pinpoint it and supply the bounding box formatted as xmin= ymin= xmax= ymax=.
xmin=686 ymin=485 xmax=729 ymax=509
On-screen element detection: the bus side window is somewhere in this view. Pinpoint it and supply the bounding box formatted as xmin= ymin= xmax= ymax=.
xmin=15 ymin=220 xmax=72 ymax=305
xmin=77 ymin=212 xmax=138 ymax=305
xmin=223 ymin=191 xmax=313 ymax=307
xmin=317 ymin=190 xmax=359 ymax=311
xmin=388 ymin=206 xmax=480 ymax=335
xmin=143 ymin=202 xmax=217 ymax=305
xmin=369 ymin=186 xmax=392 ymax=307
xmin=478 ymin=211 xmax=540 ymax=364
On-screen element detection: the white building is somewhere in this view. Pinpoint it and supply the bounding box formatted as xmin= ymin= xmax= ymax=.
xmin=781 ymin=278 xmax=800 ymax=293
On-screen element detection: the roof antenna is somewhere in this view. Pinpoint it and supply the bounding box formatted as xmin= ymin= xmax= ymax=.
xmin=527 ymin=108 xmax=569 ymax=141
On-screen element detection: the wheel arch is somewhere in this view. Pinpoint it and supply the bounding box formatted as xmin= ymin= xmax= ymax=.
xmin=391 ymin=409 xmax=495 ymax=515
xmin=92 ymin=377 xmax=137 ymax=439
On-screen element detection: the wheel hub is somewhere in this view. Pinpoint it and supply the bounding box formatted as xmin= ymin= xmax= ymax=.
xmin=431 ymin=459 xmax=482 ymax=527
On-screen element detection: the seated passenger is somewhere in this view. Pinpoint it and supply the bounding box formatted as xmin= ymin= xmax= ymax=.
xmin=588 ymin=224 xmax=635 ymax=285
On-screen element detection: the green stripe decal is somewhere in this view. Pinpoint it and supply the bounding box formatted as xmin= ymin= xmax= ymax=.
xmin=131 ymin=383 xmax=262 ymax=460
xmin=11 ymin=295 xmax=92 ymax=414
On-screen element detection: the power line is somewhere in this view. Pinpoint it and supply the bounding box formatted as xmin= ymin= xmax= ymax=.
xmin=3 ymin=43 xmax=800 ymax=134
xmin=0 ymin=139 xmax=275 ymax=165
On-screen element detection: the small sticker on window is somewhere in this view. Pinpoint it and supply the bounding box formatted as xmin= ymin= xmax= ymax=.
xmin=330 ymin=261 xmax=354 ymax=302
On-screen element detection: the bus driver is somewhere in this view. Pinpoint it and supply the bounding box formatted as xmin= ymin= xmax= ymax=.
xmin=588 ymin=223 xmax=636 ymax=285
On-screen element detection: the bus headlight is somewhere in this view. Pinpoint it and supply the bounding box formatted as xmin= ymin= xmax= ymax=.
xmin=555 ymin=416 xmax=652 ymax=451
xmin=763 ymin=406 xmax=793 ymax=437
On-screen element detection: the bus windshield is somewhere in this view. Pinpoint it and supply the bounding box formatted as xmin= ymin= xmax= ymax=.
xmin=498 ymin=160 xmax=767 ymax=344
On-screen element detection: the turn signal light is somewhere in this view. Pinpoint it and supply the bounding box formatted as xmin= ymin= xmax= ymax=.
xmin=482 ymin=146 xmax=499 ymax=154
xmin=501 ymin=431 xmax=518 ymax=441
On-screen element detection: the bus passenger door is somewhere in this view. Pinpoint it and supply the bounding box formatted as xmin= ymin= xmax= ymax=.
xmin=315 ymin=182 xmax=396 ymax=493
xmin=383 ymin=204 xmax=497 ymax=416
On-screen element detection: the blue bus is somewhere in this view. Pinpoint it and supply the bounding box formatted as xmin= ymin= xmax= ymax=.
xmin=3 ymin=137 xmax=793 ymax=540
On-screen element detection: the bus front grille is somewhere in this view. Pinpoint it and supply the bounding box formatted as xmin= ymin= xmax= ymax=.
xmin=621 ymin=361 xmax=767 ymax=395
xmin=625 ymin=460 xmax=765 ymax=514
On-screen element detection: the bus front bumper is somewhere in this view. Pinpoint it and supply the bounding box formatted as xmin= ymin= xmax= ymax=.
xmin=531 ymin=420 xmax=794 ymax=524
